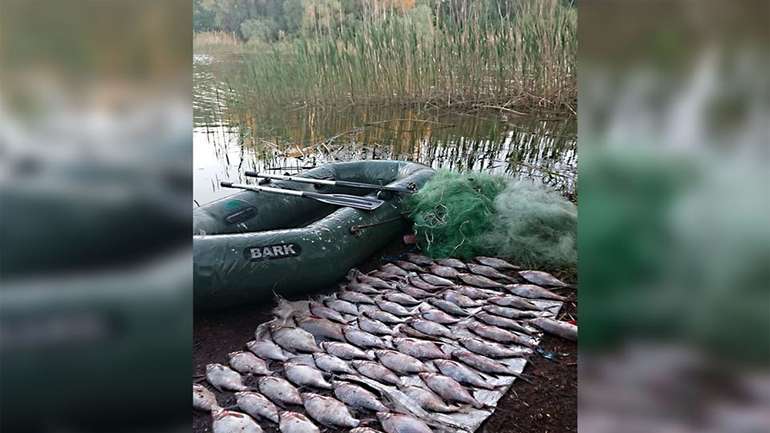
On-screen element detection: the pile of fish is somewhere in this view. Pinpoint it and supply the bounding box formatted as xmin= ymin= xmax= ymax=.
xmin=194 ymin=254 xmax=574 ymax=433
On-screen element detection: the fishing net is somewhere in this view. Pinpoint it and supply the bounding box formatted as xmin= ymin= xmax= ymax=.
xmin=406 ymin=170 xmax=577 ymax=267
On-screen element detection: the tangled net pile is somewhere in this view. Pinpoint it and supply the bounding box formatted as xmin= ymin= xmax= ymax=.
xmin=406 ymin=170 xmax=577 ymax=268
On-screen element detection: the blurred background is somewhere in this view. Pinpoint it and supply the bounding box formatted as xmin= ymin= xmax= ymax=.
xmin=579 ymin=1 xmax=769 ymax=432
xmin=0 ymin=1 xmax=192 ymax=432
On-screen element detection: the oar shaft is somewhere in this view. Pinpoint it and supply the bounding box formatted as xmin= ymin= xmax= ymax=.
xmin=221 ymin=182 xmax=305 ymax=198
xmin=245 ymin=171 xmax=413 ymax=193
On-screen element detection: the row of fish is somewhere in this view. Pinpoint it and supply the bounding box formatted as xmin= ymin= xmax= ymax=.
xmin=194 ymin=254 xmax=572 ymax=433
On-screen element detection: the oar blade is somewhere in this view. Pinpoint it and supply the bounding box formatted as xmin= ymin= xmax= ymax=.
xmin=313 ymin=193 xmax=385 ymax=211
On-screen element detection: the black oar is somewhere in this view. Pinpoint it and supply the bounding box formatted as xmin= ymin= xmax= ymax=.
xmin=220 ymin=182 xmax=384 ymax=211
xmin=244 ymin=171 xmax=415 ymax=194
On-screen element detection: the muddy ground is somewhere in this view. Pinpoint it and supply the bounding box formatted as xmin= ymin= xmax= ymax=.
xmin=193 ymin=241 xmax=577 ymax=433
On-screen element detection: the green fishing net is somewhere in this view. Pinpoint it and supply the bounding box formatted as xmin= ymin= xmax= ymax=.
xmin=406 ymin=170 xmax=577 ymax=268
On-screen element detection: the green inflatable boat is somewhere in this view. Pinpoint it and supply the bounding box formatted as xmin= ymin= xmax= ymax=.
xmin=193 ymin=160 xmax=434 ymax=309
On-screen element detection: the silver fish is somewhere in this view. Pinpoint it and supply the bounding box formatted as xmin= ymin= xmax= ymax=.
xmin=212 ymin=409 xmax=263 ymax=433
xmin=347 ymin=281 xmax=381 ymax=295
xmin=420 ymin=309 xmax=460 ymax=324
xmin=352 ymin=360 xmax=402 ymax=386
xmin=418 ymin=373 xmax=482 ymax=408
xmin=435 ymin=258 xmax=467 ymax=269
xmin=404 ymin=253 xmax=434 ymax=266
xmin=272 ymin=327 xmax=322 ymax=353
xmin=398 ymin=325 xmax=434 ymax=340
xmin=418 ymin=273 xmax=454 ymax=286
xmin=452 ymin=350 xmax=518 ymax=376
xmin=325 ymin=298 xmax=359 ymax=316
xmin=407 ymin=276 xmax=439 ymax=291
xmin=397 ymin=284 xmax=432 ymax=299
xmin=302 ymin=393 xmax=360 ymax=428
xmin=312 ymin=352 xmax=355 ymax=374
xmin=518 ymin=270 xmax=568 ymax=287
xmin=434 ymin=359 xmax=494 ymax=390
xmin=402 ymin=385 xmax=458 ymax=413
xmin=381 ymin=263 xmax=410 ymax=277
xmin=394 ymin=260 xmax=425 ymax=272
xmin=458 ymin=337 xmax=532 ymax=358
xmin=247 ymin=339 xmax=290 ymax=361
xmin=309 ymin=301 xmax=348 ymax=324
xmin=358 ymin=315 xmax=394 ymax=336
xmin=351 ymin=428 xmax=386 ymax=433
xmin=320 ymin=341 xmax=374 ymax=360
xmin=343 ymin=326 xmax=388 ymax=349
xmin=338 ymin=290 xmax=376 ymax=305
xmin=467 ymin=263 xmax=516 ymax=282
xmin=377 ymin=412 xmax=433 ymax=433
xmin=475 ymin=256 xmax=519 ymax=270
xmin=228 ymin=351 xmax=271 ymax=375
xmin=393 ymin=337 xmax=449 ymax=360
xmin=468 ymin=322 xmax=537 ymax=347
xmin=296 ymin=316 xmax=346 ymax=341
xmin=356 ymin=273 xmax=394 ymax=290
xmin=483 ymin=304 xmax=540 ymax=319
xmin=289 ymin=354 xmax=316 ymax=367
xmin=362 ymin=307 xmax=406 ymax=324
xmin=285 ymin=363 xmax=332 ymax=389
xmin=193 ymin=384 xmax=219 ymax=411
xmin=375 ymin=349 xmax=430 ymax=374
xmin=487 ymin=294 xmax=542 ymax=310
xmin=258 ymin=376 xmax=303 ymax=405
xmin=333 ymin=381 xmax=389 ymax=412
xmin=428 ymin=264 xmax=461 ymax=279
xmin=407 ymin=318 xmax=453 ymax=338
xmin=476 ymin=312 xmax=538 ymax=335
xmin=279 ymin=411 xmax=319 ymax=433
xmin=206 ymin=363 xmax=249 ymax=392
xmin=235 ymin=391 xmax=280 ymax=423
xmin=455 ymin=285 xmax=498 ymax=299
xmin=375 ymin=298 xmax=414 ymax=316
xmin=458 ymin=273 xmax=504 ymax=288
xmin=505 ymin=284 xmax=566 ymax=301
xmin=529 ymin=317 xmax=577 ymax=341
xmin=370 ymin=270 xmax=403 ymax=281
xmin=383 ymin=291 xmax=421 ymax=306
xmin=442 ymin=290 xmax=484 ymax=307
xmin=427 ymin=298 xmax=469 ymax=316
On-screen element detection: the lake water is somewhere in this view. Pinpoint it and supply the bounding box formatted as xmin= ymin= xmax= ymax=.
xmin=193 ymin=53 xmax=576 ymax=205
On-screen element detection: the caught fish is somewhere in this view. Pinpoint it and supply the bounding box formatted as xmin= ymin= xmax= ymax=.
xmin=442 ymin=290 xmax=484 ymax=308
xmin=383 ymin=291 xmax=421 ymax=306
xmin=455 ymin=285 xmax=498 ymax=300
xmin=228 ymin=351 xmax=271 ymax=375
xmin=235 ymin=391 xmax=280 ymax=423
xmin=467 ymin=263 xmax=516 ymax=282
xmin=407 ymin=318 xmax=453 ymax=338
xmin=435 ymin=258 xmax=467 ymax=269
xmin=358 ymin=315 xmax=394 ymax=336
xmin=206 ymin=363 xmax=249 ymax=392
xmin=427 ymin=298 xmax=469 ymax=316
xmin=258 ymin=376 xmax=303 ymax=405
xmin=375 ymin=349 xmax=430 ymax=374
xmin=272 ymin=327 xmax=322 ymax=353
xmin=212 ymin=409 xmax=263 ymax=433
xmin=247 ymin=339 xmax=290 ymax=361
xmin=309 ymin=301 xmax=348 ymax=324
xmin=370 ymin=270 xmax=403 ymax=281
xmin=468 ymin=321 xmax=537 ymax=347
xmin=402 ymin=385 xmax=458 ymax=413
xmin=404 ymin=253 xmax=434 ymax=266
xmin=333 ymin=381 xmax=389 ymax=412
xmin=475 ymin=256 xmax=519 ymax=271
xmin=458 ymin=337 xmax=532 ymax=358
xmin=407 ymin=276 xmax=439 ymax=291
xmin=505 ymin=284 xmax=565 ymax=301
xmin=393 ymin=337 xmax=449 ymax=360
xmin=418 ymin=373 xmax=483 ymax=408
xmin=483 ymin=305 xmax=540 ymax=319
xmin=428 ymin=264 xmax=461 ymax=279
xmin=351 ymin=428 xmax=386 ymax=433
xmin=320 ymin=341 xmax=374 ymax=360
xmin=312 ymin=352 xmax=355 ymax=374
xmin=418 ymin=273 xmax=454 ymax=287
xmin=352 ymin=360 xmax=402 ymax=386
xmin=279 ymin=411 xmax=320 ymax=433
xmin=377 ymin=412 xmax=433 ymax=433
xmin=343 ymin=326 xmax=389 ymax=349
xmin=193 ymin=384 xmax=219 ymax=411
xmin=296 ymin=316 xmax=346 ymax=342
xmin=529 ymin=317 xmax=578 ymax=341
xmin=487 ymin=295 xmax=542 ymax=310
xmin=420 ymin=309 xmax=460 ymax=325
xmin=458 ymin=273 xmax=504 ymax=288
xmin=356 ymin=273 xmax=394 ymax=290
xmin=347 ymin=282 xmax=381 ymax=295
xmin=381 ymin=263 xmax=409 ymax=277
xmin=476 ymin=312 xmax=538 ymax=335
xmin=302 ymin=393 xmax=360 ymax=428
xmin=325 ymin=298 xmax=359 ymax=316
xmin=397 ymin=284 xmax=433 ymax=299
xmin=452 ymin=350 xmax=518 ymax=376
xmin=285 ymin=363 xmax=332 ymax=389
xmin=362 ymin=307 xmax=406 ymax=324
xmin=394 ymin=260 xmax=425 ymax=273
xmin=518 ymin=270 xmax=568 ymax=287
xmin=338 ymin=290 xmax=376 ymax=305
xmin=434 ymin=359 xmax=494 ymax=390
xmin=375 ymin=298 xmax=415 ymax=316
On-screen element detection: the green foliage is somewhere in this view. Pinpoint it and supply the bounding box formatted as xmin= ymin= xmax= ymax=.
xmin=241 ymin=17 xmax=280 ymax=43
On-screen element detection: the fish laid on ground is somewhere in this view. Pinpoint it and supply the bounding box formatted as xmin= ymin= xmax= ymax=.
xmin=406 ymin=318 xmax=453 ymax=338
xmin=467 ymin=263 xmax=516 ymax=282
xmin=375 ymin=349 xmax=430 ymax=374
xmin=362 ymin=307 xmax=406 ymax=324
xmin=352 ymin=360 xmax=402 ymax=386
xmin=399 ymin=325 xmax=434 ymax=340
xmin=347 ymin=281 xmax=381 ymax=295
xmin=235 ymin=391 xmax=280 ymax=423
xmin=476 ymin=312 xmax=538 ymax=335
xmin=404 ymin=253 xmax=434 ymax=266
xmin=258 ymin=376 xmax=303 ymax=405
xmin=358 ymin=316 xmax=394 ymax=336
xmin=435 ymin=258 xmax=467 ymax=269
xmin=302 ymin=393 xmax=360 ymax=428
xmin=371 ymin=270 xmax=403 ymax=281
xmin=325 ymin=299 xmax=359 ymax=316
xmin=381 ymin=263 xmax=410 ymax=277
xmin=427 ymin=298 xmax=469 ymax=316
xmin=428 ymin=264 xmax=461 ymax=279
xmin=418 ymin=373 xmax=483 ymax=408
xmin=312 ymin=352 xmax=355 ymax=374
xmin=321 ymin=341 xmax=374 ymax=360
xmin=206 ymin=363 xmax=249 ymax=392
xmin=468 ymin=322 xmax=537 ymax=347
xmin=402 ymin=385 xmax=457 ymax=413
xmin=212 ymin=409 xmax=263 ymax=433
xmin=529 ymin=317 xmax=578 ymax=341
xmin=518 ymin=270 xmax=568 ymax=287
xmin=420 ymin=309 xmax=460 ymax=325
xmin=394 ymin=260 xmax=425 ymax=273
xmin=229 ymin=351 xmax=271 ymax=375
xmin=434 ymin=359 xmax=494 ymax=390
xmin=442 ymin=291 xmax=484 ymax=308
xmin=407 ymin=276 xmax=440 ymax=291
xmin=393 ymin=338 xmax=449 ymax=360
xmin=455 ymin=285 xmax=498 ymax=300
xmin=356 ymin=273 xmax=394 ymax=290
xmin=452 ymin=350 xmax=520 ymax=376
xmin=309 ymin=301 xmax=348 ymax=324
xmin=279 ymin=411 xmax=320 ymax=433
xmin=296 ymin=316 xmax=346 ymax=342
xmin=272 ymin=327 xmax=322 ymax=353
xmin=343 ymin=326 xmax=389 ymax=349
xmin=418 ymin=273 xmax=454 ymax=287
xmin=284 ymin=363 xmax=332 ymax=389
xmin=483 ymin=305 xmax=540 ymax=319
xmin=458 ymin=273 xmax=504 ymax=288
xmin=375 ymin=298 xmax=415 ymax=316
xmin=377 ymin=412 xmax=433 ymax=433
xmin=383 ymin=291 xmax=421 ymax=306
xmin=487 ymin=295 xmax=542 ymax=310
xmin=333 ymin=381 xmax=389 ymax=412
xmin=339 ymin=290 xmax=376 ymax=305
xmin=505 ymin=284 xmax=566 ymax=301
xmin=474 ymin=256 xmax=519 ymax=271
xmin=247 ymin=339 xmax=290 ymax=361
xmin=397 ymin=284 xmax=433 ymax=299
xmin=458 ymin=338 xmax=532 ymax=359
xmin=351 ymin=428 xmax=386 ymax=433
xmin=193 ymin=384 xmax=219 ymax=411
